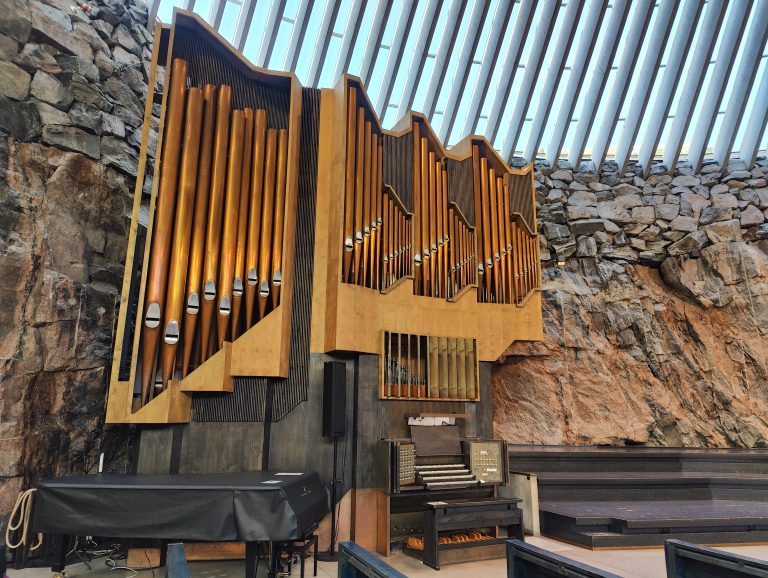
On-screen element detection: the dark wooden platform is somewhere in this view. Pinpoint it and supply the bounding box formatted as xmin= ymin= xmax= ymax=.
xmin=508 ymin=446 xmax=768 ymax=549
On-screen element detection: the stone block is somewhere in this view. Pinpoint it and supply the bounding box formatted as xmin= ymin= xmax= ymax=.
xmin=30 ymin=70 xmax=72 ymax=108
xmin=632 ymin=206 xmax=655 ymax=224
xmin=576 ymin=236 xmax=597 ymax=257
xmin=30 ymin=1 xmax=93 ymax=60
xmin=567 ymin=205 xmax=597 ymax=220
xmin=711 ymin=193 xmax=739 ymax=208
xmin=680 ymin=192 xmax=709 ymax=218
xmin=755 ymin=188 xmax=768 ymax=209
xmin=101 ymin=135 xmax=137 ymax=174
xmin=656 ymin=203 xmax=679 ymax=221
xmin=549 ymin=169 xmax=572 ymax=182
xmin=42 ymin=125 xmax=100 ymax=159
xmin=667 ymin=231 xmax=707 ymax=256
xmin=567 ymin=191 xmax=597 ymax=206
xmin=34 ymin=99 xmax=70 ymax=126
xmin=671 ymin=175 xmax=700 ymax=187
xmin=0 ymin=60 xmax=31 ymax=100
xmin=669 ymin=215 xmax=699 ymax=232
xmin=0 ymin=96 xmax=41 ymax=140
xmin=601 ymin=246 xmax=639 ymax=263
xmin=588 ymin=181 xmax=611 ymax=192
xmin=13 ymin=42 xmax=60 ymax=74
xmin=740 ymin=204 xmax=765 ymax=227
xmin=570 ymin=219 xmax=605 ymax=236
xmin=703 ymin=219 xmax=743 ymax=243
xmin=0 ymin=0 xmax=32 ymax=43
xmin=699 ymin=206 xmax=732 ymax=225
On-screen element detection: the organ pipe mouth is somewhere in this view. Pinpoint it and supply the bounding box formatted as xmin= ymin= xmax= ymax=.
xmin=355 ymin=231 xmax=363 ymax=243
xmin=233 ymin=278 xmax=244 ymax=297
xmin=247 ymin=268 xmax=258 ymax=285
xmin=204 ymin=279 xmax=216 ymax=300
xmin=364 ymin=226 xmax=370 ymax=236
xmin=218 ymin=296 xmax=231 ymax=316
xmin=186 ymin=293 xmax=200 ymax=314
xmin=145 ymin=302 xmax=161 ymax=328
xmin=344 ymin=236 xmax=354 ymax=252
xmin=272 ymin=271 xmax=282 ymax=287
xmin=259 ymin=280 xmax=270 ymax=298
xmin=164 ymin=321 xmax=180 ymax=345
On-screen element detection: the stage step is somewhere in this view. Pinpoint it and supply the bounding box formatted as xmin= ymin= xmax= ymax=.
xmin=508 ymin=445 xmax=768 ymax=475
xmin=536 ymin=471 xmax=768 ymax=501
xmin=540 ymin=500 xmax=768 ymax=548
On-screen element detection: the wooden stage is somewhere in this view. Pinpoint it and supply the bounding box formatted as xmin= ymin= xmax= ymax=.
xmin=508 ymin=446 xmax=768 ymax=549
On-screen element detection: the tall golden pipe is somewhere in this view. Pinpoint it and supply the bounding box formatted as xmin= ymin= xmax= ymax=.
xmin=441 ymin=167 xmax=448 ymax=298
xmin=245 ymin=109 xmax=267 ymax=328
xmin=181 ymin=83 xmax=216 ymax=378
xmin=353 ymin=108 xmax=365 ymax=284
xmin=371 ymin=135 xmax=380 ymax=290
xmin=504 ymin=178 xmax=514 ymax=302
xmin=471 ymin=146 xmax=484 ymax=300
xmin=199 ymin=84 xmax=232 ymax=364
xmin=343 ymin=87 xmax=357 ymax=282
xmin=495 ymin=175 xmax=507 ymax=303
xmin=271 ymin=128 xmax=289 ymax=309
xmin=216 ymin=109 xmax=245 ymax=350
xmin=232 ymin=108 xmax=254 ymax=340
xmin=428 ymin=152 xmax=438 ymax=297
xmin=479 ymin=157 xmax=492 ymax=303
xmin=411 ymin=122 xmax=422 ymax=291
xmin=140 ymin=58 xmax=187 ymax=404
xmin=159 ymin=87 xmax=203 ymax=387
xmin=369 ymin=133 xmax=376 ymax=289
xmin=501 ymin=175 xmax=512 ymax=303
xmin=258 ymin=128 xmax=278 ymax=319
xmin=489 ymin=168 xmax=500 ymax=302
xmin=361 ymin=121 xmax=371 ymax=287
xmin=385 ymin=194 xmax=392 ymax=286
xmin=435 ymin=160 xmax=444 ymax=298
xmin=448 ymin=209 xmax=455 ymax=296
xmin=382 ymin=192 xmax=389 ymax=286
xmin=376 ymin=141 xmax=384 ymax=289
xmin=419 ymin=137 xmax=429 ymax=296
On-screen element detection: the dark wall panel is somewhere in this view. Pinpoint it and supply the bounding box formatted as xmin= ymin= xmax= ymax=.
xmin=382 ymin=132 xmax=414 ymax=211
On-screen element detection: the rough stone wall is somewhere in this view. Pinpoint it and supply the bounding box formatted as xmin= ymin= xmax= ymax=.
xmin=494 ymin=158 xmax=768 ymax=447
xmin=0 ymin=0 xmax=156 ymax=518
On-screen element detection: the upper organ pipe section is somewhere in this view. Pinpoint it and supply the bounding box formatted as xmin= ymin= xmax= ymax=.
xmin=116 ymin=12 xmax=300 ymax=412
xmin=340 ymin=79 xmax=539 ymax=305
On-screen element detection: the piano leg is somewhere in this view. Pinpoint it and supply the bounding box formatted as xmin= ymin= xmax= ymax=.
xmin=245 ymin=541 xmax=258 ymax=578
xmin=50 ymin=534 xmax=67 ymax=574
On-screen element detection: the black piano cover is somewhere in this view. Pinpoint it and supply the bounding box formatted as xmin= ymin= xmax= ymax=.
xmin=33 ymin=471 xmax=329 ymax=542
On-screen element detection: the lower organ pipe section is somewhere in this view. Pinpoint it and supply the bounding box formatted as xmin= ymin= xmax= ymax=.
xmin=139 ymin=57 xmax=292 ymax=405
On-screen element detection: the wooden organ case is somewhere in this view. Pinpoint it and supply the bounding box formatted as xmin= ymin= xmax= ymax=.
xmin=104 ymin=10 xmax=541 ymax=566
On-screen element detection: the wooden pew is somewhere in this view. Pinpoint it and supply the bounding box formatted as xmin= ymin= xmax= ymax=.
xmin=664 ymin=539 xmax=768 ymax=578
xmin=506 ymin=540 xmax=621 ymax=578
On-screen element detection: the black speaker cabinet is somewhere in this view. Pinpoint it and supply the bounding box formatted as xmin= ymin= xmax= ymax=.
xmin=323 ymin=361 xmax=346 ymax=438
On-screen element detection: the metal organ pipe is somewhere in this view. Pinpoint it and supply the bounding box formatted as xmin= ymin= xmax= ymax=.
xmin=140 ymin=57 xmax=188 ymax=404
xmin=160 ymin=86 xmax=203 ymax=387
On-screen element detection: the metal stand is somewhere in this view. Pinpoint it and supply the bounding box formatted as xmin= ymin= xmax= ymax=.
xmin=317 ymin=435 xmax=340 ymax=562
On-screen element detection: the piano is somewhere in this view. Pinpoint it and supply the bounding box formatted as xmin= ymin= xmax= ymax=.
xmin=32 ymin=471 xmax=328 ymax=577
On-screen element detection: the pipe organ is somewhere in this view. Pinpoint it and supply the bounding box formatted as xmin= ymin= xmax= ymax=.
xmin=105 ymin=8 xmax=542 ymax=570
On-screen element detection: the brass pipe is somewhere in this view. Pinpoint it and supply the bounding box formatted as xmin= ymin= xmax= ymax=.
xmin=361 ymin=121 xmax=371 ymax=287
xmin=435 ymin=160 xmax=444 ymax=298
xmin=479 ymin=157 xmax=491 ymax=303
xmin=181 ymin=83 xmax=216 ymax=378
xmin=419 ymin=137 xmax=429 ymax=296
xmin=498 ymin=175 xmax=509 ymax=304
xmin=441 ymin=167 xmax=448 ymax=298
xmin=399 ymin=211 xmax=406 ymax=279
xmin=411 ymin=122 xmax=421 ymax=292
xmin=501 ymin=176 xmax=512 ymax=304
xmin=159 ymin=86 xmax=203 ymax=387
xmin=374 ymin=137 xmax=382 ymax=290
xmin=199 ymin=84 xmax=232 ymax=364
xmin=448 ymin=208 xmax=455 ymax=296
xmin=257 ymin=128 xmax=278 ymax=320
xmin=427 ymin=151 xmax=436 ymax=296
xmin=489 ymin=168 xmax=500 ymax=302
xmin=232 ymin=108 xmax=254 ymax=340
xmin=471 ymin=145 xmax=484 ymax=301
xmin=216 ymin=109 xmax=245 ymax=350
xmin=392 ymin=205 xmax=399 ymax=282
xmin=382 ymin=192 xmax=389 ymax=287
xmin=343 ymin=87 xmax=357 ymax=282
xmin=271 ymin=128 xmax=289 ymax=309
xmin=245 ymin=109 xmax=267 ymax=328
xmin=140 ymin=58 xmax=187 ymax=404
xmin=378 ymin=142 xmax=384 ymax=286
xmin=353 ymin=107 xmax=365 ymax=285
xmin=369 ymin=133 xmax=378 ymax=290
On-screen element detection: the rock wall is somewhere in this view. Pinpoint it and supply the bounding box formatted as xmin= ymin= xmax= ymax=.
xmin=494 ymin=159 xmax=768 ymax=447
xmin=0 ymin=0 xmax=155 ymax=518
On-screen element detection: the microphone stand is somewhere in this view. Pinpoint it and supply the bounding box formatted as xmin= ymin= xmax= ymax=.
xmin=317 ymin=433 xmax=341 ymax=562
